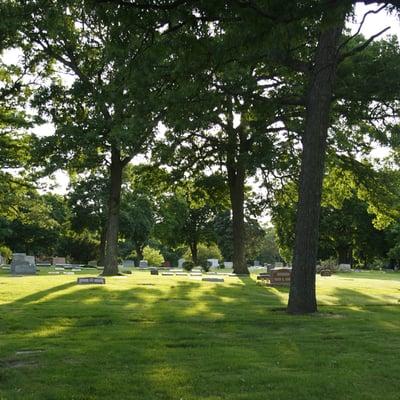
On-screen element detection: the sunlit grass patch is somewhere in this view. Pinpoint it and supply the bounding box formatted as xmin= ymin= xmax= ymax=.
xmin=0 ymin=270 xmax=399 ymax=399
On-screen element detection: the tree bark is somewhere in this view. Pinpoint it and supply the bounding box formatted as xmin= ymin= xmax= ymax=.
xmin=103 ymin=147 xmax=123 ymax=276
xmin=190 ymin=241 xmax=198 ymax=265
xmin=337 ymin=245 xmax=352 ymax=265
xmin=288 ymin=10 xmax=345 ymax=314
xmin=228 ymin=165 xmax=249 ymax=274
xmin=136 ymin=245 xmax=144 ymax=266
xmin=98 ymin=224 xmax=107 ymax=266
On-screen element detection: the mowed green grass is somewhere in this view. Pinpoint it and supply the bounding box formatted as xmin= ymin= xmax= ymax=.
xmin=0 ymin=269 xmax=399 ymax=400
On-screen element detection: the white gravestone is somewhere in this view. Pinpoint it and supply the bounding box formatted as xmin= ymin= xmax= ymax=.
xmin=123 ymin=259 xmax=136 ymax=268
xmin=178 ymin=258 xmax=185 ymax=268
xmin=338 ymin=263 xmax=351 ymax=272
xmin=207 ymin=259 xmax=219 ymax=268
xmin=223 ymin=261 xmax=233 ymax=268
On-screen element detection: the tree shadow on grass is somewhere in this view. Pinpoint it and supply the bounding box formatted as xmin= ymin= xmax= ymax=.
xmin=0 ymin=275 xmax=399 ymax=400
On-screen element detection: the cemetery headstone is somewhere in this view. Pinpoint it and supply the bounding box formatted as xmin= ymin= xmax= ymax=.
xmin=139 ymin=260 xmax=148 ymax=268
xmin=123 ymin=259 xmax=136 ymax=268
xmin=320 ymin=269 xmax=332 ymax=277
xmin=338 ymin=263 xmax=351 ymax=272
xmin=150 ymin=268 xmax=159 ymax=275
xmin=274 ymin=262 xmax=284 ymax=269
xmin=253 ymin=260 xmax=261 ymax=267
xmin=207 ymin=259 xmax=219 ymax=268
xmin=52 ymin=257 xmax=66 ymax=265
xmin=269 ymin=268 xmax=291 ymax=286
xmin=202 ymin=277 xmax=224 ymax=282
xmin=10 ymin=253 xmax=36 ymax=275
xmin=223 ymin=261 xmax=233 ymax=268
xmin=178 ymin=258 xmax=186 ymax=268
xmin=77 ymin=277 xmax=106 ymax=285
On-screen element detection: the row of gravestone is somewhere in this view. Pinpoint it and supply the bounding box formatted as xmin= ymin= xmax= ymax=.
xmin=6 ymin=254 xmax=72 ymax=275
xmin=121 ymin=259 xmax=278 ymax=269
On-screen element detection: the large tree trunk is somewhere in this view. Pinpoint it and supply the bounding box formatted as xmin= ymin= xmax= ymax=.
xmin=228 ymin=165 xmax=249 ymax=274
xmin=135 ymin=245 xmax=144 ymax=266
xmin=98 ymin=224 xmax=107 ymax=266
xmin=337 ymin=245 xmax=352 ymax=265
xmin=190 ymin=241 xmax=198 ymax=265
xmin=288 ymin=11 xmax=345 ymax=314
xmin=103 ymin=147 xmax=123 ymax=276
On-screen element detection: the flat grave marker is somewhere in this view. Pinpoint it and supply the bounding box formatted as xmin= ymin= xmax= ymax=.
xmin=77 ymin=277 xmax=106 ymax=285
xmin=202 ymin=277 xmax=224 ymax=282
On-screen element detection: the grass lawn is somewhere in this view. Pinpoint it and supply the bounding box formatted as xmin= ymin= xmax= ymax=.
xmin=0 ymin=269 xmax=399 ymax=400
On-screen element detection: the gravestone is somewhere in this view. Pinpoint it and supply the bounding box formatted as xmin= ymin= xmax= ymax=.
xmin=77 ymin=277 xmax=106 ymax=285
xmin=207 ymin=259 xmax=219 ymax=268
xmin=139 ymin=260 xmax=148 ymax=268
xmin=52 ymin=257 xmax=66 ymax=265
xmin=150 ymin=268 xmax=159 ymax=275
xmin=274 ymin=262 xmax=284 ymax=269
xmin=265 ymin=264 xmax=273 ymax=272
xmin=178 ymin=258 xmax=185 ymax=268
xmin=11 ymin=253 xmax=36 ymax=275
xmin=162 ymin=260 xmax=171 ymax=268
xmin=270 ymin=268 xmax=291 ymax=286
xmin=223 ymin=261 xmax=233 ymax=268
xmin=123 ymin=259 xmax=135 ymax=268
xmin=202 ymin=277 xmax=224 ymax=282
xmin=0 ymin=254 xmax=5 ymax=265
xmin=338 ymin=263 xmax=351 ymax=272
xmin=253 ymin=260 xmax=261 ymax=267
xmin=320 ymin=269 xmax=332 ymax=277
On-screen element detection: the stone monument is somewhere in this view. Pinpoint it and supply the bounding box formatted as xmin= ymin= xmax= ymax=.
xmin=11 ymin=253 xmax=36 ymax=275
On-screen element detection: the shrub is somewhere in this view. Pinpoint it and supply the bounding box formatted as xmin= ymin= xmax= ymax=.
xmin=0 ymin=245 xmax=12 ymax=263
xmin=202 ymin=260 xmax=212 ymax=272
xmin=143 ymin=246 xmax=164 ymax=267
xmin=183 ymin=243 xmax=222 ymax=267
xmin=317 ymin=257 xmax=338 ymax=273
xmin=183 ymin=261 xmax=194 ymax=271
